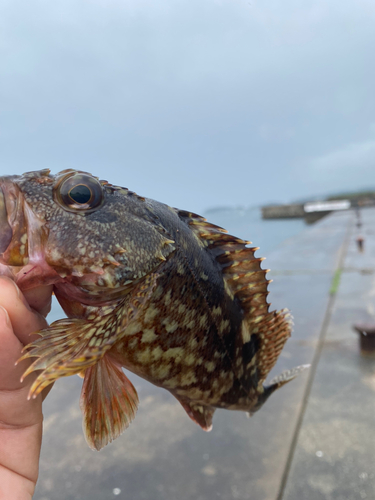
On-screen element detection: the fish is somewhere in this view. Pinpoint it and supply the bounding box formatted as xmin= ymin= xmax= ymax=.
xmin=0 ymin=168 xmax=306 ymax=450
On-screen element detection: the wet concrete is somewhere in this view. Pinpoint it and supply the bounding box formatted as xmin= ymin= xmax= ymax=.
xmin=266 ymin=210 xmax=350 ymax=274
xmin=34 ymin=208 xmax=371 ymax=500
xmin=281 ymin=208 xmax=375 ymax=500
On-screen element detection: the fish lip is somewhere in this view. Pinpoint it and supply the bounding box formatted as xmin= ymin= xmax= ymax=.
xmin=0 ymin=176 xmax=49 ymax=277
xmin=0 ymin=175 xmax=21 ymax=218
xmin=0 ymin=178 xmax=21 ymax=262
xmin=0 ymin=184 xmax=13 ymax=254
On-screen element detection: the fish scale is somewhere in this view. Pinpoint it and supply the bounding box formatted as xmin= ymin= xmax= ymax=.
xmin=0 ymin=169 xmax=307 ymax=450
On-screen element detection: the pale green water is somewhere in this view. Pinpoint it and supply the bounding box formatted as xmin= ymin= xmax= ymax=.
xmin=203 ymin=206 xmax=307 ymax=255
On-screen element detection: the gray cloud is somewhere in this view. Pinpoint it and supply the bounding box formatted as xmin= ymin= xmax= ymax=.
xmin=311 ymin=140 xmax=375 ymax=174
xmin=298 ymin=134 xmax=375 ymax=196
xmin=0 ymin=0 xmax=374 ymax=211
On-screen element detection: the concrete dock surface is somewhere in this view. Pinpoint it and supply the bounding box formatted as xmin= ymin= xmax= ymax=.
xmin=34 ymin=208 xmax=375 ymax=500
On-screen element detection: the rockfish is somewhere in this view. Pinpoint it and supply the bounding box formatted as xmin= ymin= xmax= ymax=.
xmin=0 ymin=169 xmax=304 ymax=450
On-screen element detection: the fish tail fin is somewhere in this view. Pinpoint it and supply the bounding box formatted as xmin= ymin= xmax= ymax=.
xmin=80 ymin=355 xmax=139 ymax=451
xmin=267 ymin=364 xmax=311 ymax=390
xmin=247 ymin=364 xmax=310 ymax=416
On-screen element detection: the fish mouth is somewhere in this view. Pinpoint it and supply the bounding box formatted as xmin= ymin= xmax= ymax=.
xmin=0 ymin=177 xmax=61 ymax=291
xmin=0 ymin=184 xmax=13 ymax=255
xmin=0 ymin=177 xmax=27 ymax=267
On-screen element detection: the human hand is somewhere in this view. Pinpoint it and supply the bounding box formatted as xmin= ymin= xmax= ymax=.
xmin=0 ymin=277 xmax=53 ymax=500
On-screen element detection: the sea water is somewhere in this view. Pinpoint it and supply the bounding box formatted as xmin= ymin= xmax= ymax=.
xmin=203 ymin=206 xmax=307 ymax=255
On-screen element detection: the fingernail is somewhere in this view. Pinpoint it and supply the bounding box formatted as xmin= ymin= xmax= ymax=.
xmin=10 ymin=278 xmax=21 ymax=298
xmin=0 ymin=305 xmax=11 ymax=326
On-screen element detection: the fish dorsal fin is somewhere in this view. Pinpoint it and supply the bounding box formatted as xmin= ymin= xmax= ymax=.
xmin=177 ymin=210 xmax=247 ymax=252
xmin=178 ymin=210 xmax=293 ymax=386
xmin=247 ymin=308 xmax=293 ymax=385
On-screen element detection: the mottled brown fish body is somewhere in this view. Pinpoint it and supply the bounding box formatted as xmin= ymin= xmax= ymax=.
xmin=0 ymin=169 xmax=302 ymax=450
xmin=110 ymin=215 xmax=250 ymax=410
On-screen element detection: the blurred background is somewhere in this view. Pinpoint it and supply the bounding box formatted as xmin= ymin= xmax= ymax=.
xmin=1 ymin=1 xmax=375 ymax=499
xmin=1 ymin=0 xmax=375 ymax=221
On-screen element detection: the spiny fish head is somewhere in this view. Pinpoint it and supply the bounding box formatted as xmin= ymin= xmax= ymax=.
xmin=0 ymin=169 xmax=175 ymax=293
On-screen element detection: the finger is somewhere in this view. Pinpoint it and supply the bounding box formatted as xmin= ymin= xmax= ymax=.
xmin=0 ymin=306 xmax=27 ymax=389
xmin=0 ymin=287 xmax=53 ymax=427
xmin=0 ymin=305 xmax=43 ymax=483
xmin=0 ymin=306 xmax=43 ymax=429
xmin=0 ymin=277 xmax=48 ymax=345
xmin=23 ymin=284 xmax=53 ymax=318
xmin=0 ymin=278 xmax=55 ymax=400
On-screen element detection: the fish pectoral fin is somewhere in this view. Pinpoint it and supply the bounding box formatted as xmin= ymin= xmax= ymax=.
xmin=19 ymin=312 xmax=124 ymax=399
xmin=20 ymin=273 xmax=160 ymax=400
xmin=80 ymin=355 xmax=139 ymax=451
xmin=176 ymin=398 xmax=215 ymax=432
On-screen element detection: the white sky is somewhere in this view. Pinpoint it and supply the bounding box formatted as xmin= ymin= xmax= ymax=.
xmin=0 ymin=0 xmax=374 ymax=213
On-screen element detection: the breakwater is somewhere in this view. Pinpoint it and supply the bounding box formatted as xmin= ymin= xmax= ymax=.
xmin=261 ymin=204 xmax=305 ymax=219
xmin=261 ymin=201 xmax=351 ymax=224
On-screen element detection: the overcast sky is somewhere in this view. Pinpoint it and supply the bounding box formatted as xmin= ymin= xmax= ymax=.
xmin=0 ymin=0 xmax=374 ymax=213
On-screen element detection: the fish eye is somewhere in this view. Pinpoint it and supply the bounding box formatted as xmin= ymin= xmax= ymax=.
xmin=54 ymin=173 xmax=104 ymax=214
xmin=69 ymin=184 xmax=92 ymax=204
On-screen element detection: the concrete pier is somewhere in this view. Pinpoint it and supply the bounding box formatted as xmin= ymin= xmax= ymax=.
xmin=34 ymin=208 xmax=375 ymax=500
xmin=261 ymin=204 xmax=305 ymax=219
xmin=281 ymin=208 xmax=375 ymax=500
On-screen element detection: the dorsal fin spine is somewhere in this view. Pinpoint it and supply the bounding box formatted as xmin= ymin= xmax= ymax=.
xmin=178 ymin=209 xmax=293 ymax=388
xmin=179 ymin=209 xmax=273 ymax=316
